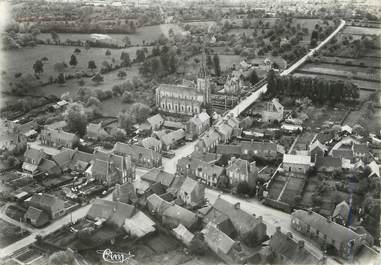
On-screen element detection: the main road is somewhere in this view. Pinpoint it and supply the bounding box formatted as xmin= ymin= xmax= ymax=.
xmin=0 ymin=19 xmax=346 ymax=261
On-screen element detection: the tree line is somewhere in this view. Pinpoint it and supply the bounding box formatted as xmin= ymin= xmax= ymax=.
xmin=266 ymin=70 xmax=360 ymax=103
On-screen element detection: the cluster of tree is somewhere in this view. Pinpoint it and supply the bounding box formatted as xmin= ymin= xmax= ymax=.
xmin=64 ymin=102 xmax=88 ymax=136
xmin=266 ymin=70 xmax=360 ymax=103
xmin=118 ymin=103 xmax=152 ymax=132
xmin=139 ymin=48 xmax=178 ymax=77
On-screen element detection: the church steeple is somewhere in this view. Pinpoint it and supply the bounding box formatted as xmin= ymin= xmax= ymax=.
xmin=197 ymin=42 xmax=211 ymax=105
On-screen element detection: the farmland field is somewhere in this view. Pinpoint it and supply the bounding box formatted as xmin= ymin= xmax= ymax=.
xmin=37 ymin=24 xmax=184 ymax=45
xmin=342 ymin=26 xmax=381 ymax=35
xmin=2 ymin=45 xmax=150 ymax=82
xmin=298 ymin=63 xmax=381 ymax=82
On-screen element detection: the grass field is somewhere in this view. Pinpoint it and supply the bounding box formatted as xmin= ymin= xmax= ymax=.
xmin=342 ymin=26 xmax=381 ymax=35
xmin=0 ymin=219 xmax=30 ymax=248
xmin=2 ymin=45 xmax=149 ymax=82
xmin=37 ymin=24 xmax=184 ymax=46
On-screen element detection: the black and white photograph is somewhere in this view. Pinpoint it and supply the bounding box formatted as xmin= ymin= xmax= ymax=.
xmin=0 ymin=0 xmax=380 ymax=264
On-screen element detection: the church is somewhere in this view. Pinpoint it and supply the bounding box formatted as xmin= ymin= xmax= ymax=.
xmin=155 ymin=56 xmax=211 ymax=116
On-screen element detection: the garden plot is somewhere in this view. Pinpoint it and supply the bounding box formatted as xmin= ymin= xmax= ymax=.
xmin=0 ymin=219 xmax=31 ymax=248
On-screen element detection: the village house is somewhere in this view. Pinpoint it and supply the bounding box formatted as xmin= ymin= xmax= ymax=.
xmin=172 ymin=224 xmax=194 ymax=247
xmin=87 ymin=199 xmax=155 ymax=237
xmin=177 ymin=156 xmax=225 ymax=187
xmin=269 ymin=227 xmax=321 ymax=265
xmin=24 ymin=206 xmax=50 ymax=227
xmin=40 ymin=128 xmax=79 ymax=149
xmin=147 ymin=114 xmax=164 ymax=131
xmin=202 ymin=222 xmax=247 ymax=264
xmin=291 ymin=210 xmax=373 ymax=260
xmin=160 ymin=129 xmax=185 ymax=151
xmin=28 ymin=193 xmax=65 ymax=220
xmin=140 ymin=168 xmax=175 ymax=189
xmin=226 ymin=157 xmax=257 ymax=188
xmin=52 ymin=148 xmax=93 ymax=173
xmin=262 ymin=98 xmax=284 ymax=123
xmin=201 ymin=198 xmax=267 ymax=246
xmin=166 ymin=175 xmax=186 ymax=197
xmin=178 ymin=177 xmax=205 ymax=208
xmin=86 ymin=122 xmax=109 ymax=140
xmin=155 ymin=69 xmax=211 ymax=116
xmin=332 ymin=200 xmax=350 ymax=226
xmin=87 ymin=149 xmax=134 ymax=186
xmin=8 ymin=120 xmax=39 ymax=142
xmin=112 ymin=142 xmax=162 ymax=168
xmin=309 ymin=140 xmax=328 ymax=158
xmin=190 ymin=151 xmax=221 ymax=164
xmin=314 ymin=156 xmax=342 ymax=172
xmin=352 ymin=144 xmax=369 ymax=160
xmin=141 ymin=137 xmax=162 ymax=152
xmin=22 ymin=146 xmax=48 ymax=176
xmin=283 ymin=154 xmax=312 ymax=173
xmin=185 ymin=110 xmax=210 ymax=141
xmin=195 ymin=128 xmax=221 ymax=153
xmin=113 ymin=182 xmax=138 ymax=205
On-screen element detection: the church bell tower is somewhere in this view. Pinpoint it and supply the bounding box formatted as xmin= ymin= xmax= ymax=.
xmin=197 ymin=48 xmax=211 ymax=105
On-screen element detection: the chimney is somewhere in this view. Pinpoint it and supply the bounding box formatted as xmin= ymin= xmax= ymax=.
xmin=298 ymin=240 xmax=305 ymax=249
xmin=234 ymin=202 xmax=240 ymax=209
xmin=276 ymin=226 xmax=281 ymax=233
xmin=308 ymin=209 xmax=313 ymax=215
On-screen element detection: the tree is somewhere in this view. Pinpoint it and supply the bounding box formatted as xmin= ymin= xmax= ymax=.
xmin=50 ymin=32 xmax=59 ymax=44
xmin=117 ymin=70 xmax=127 ymax=79
xmin=57 ymin=73 xmax=65 ymax=84
xmin=88 ymin=60 xmax=97 ymax=71
xmin=101 ymin=60 xmax=111 ymax=71
xmin=120 ymin=52 xmax=131 ymax=67
xmin=69 ymin=54 xmax=77 ymax=67
xmin=33 ymin=60 xmax=43 ymax=75
xmin=74 ymin=48 xmax=81 ymax=54
xmin=123 ymin=36 xmax=131 ymax=47
xmin=236 ymin=182 xmax=250 ymax=196
xmin=168 ymin=53 xmax=177 ymax=73
xmin=78 ymin=79 xmax=85 ymax=86
xmin=105 ymin=49 xmax=111 ymax=56
xmin=135 ymin=49 xmax=145 ymax=62
xmin=64 ymin=102 xmax=88 ymax=136
xmin=118 ymin=110 xmax=135 ymax=132
xmin=213 ymin=54 xmax=221 ymax=76
xmin=206 ymin=54 xmax=213 ymax=69
xmin=112 ymin=85 xmax=123 ymax=96
xmin=130 ymin=103 xmax=151 ymax=123
xmin=91 ymin=73 xmax=104 ymax=85
xmin=87 ymin=96 xmax=101 ymax=107
xmin=122 ymin=91 xmax=133 ymax=103
xmin=248 ymin=69 xmax=259 ymax=85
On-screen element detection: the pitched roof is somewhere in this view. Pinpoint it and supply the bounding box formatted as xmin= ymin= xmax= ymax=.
xmin=147 ymin=114 xmax=164 ymax=128
xmin=24 ymin=147 xmax=45 ymax=164
xmin=309 ymin=140 xmax=328 ymax=152
xmin=30 ymin=194 xmax=65 ymax=212
xmin=141 ymin=168 xmax=175 ymax=187
xmin=167 ymin=175 xmax=186 ymax=196
xmin=39 ymin=158 xmax=61 ymax=174
xmin=240 ymin=141 xmax=279 ymax=153
xmin=113 ymin=142 xmax=160 ymax=160
xmin=141 ymin=137 xmax=161 ymax=149
xmin=113 ymin=182 xmax=137 ymax=204
xmin=353 ymin=144 xmax=368 ymax=154
xmin=163 ymin=121 xmax=185 ymax=130
xmin=25 ymin=206 xmax=49 ymax=223
xmin=270 ymin=230 xmax=319 ymax=265
xmin=87 ymin=123 xmax=109 ymax=138
xmin=283 ymin=154 xmax=311 ymax=165
xmin=211 ymin=198 xmax=263 ymax=235
xmin=271 ymin=98 xmax=283 ymax=112
xmin=161 ymin=129 xmax=185 ymax=146
xmin=226 ymin=158 xmax=250 ymax=176
xmin=216 ymin=144 xmax=241 ymax=155
xmin=52 ymin=149 xmax=75 ymax=168
xmin=17 ymin=121 xmax=38 ymax=134
xmin=190 ymin=151 xmax=221 ymax=164
xmin=146 ymin=193 xmax=171 ymax=214
xmin=202 ymin=222 xmax=236 ymax=255
xmin=157 ymin=83 xmax=203 ymax=96
xmin=180 ymin=177 xmax=199 ymax=195
xmin=199 ymin=128 xmax=220 ymax=148
xmin=93 ymin=149 xmax=125 ymax=170
xmin=173 ymin=224 xmax=194 ymax=246
xmin=292 ymin=210 xmax=362 ymax=243
xmin=332 ymin=149 xmax=354 ymax=160
xmin=162 ymin=204 xmax=198 ymax=228
xmin=177 ymin=156 xmax=224 ymax=178
xmin=315 ymin=156 xmax=341 ymax=169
